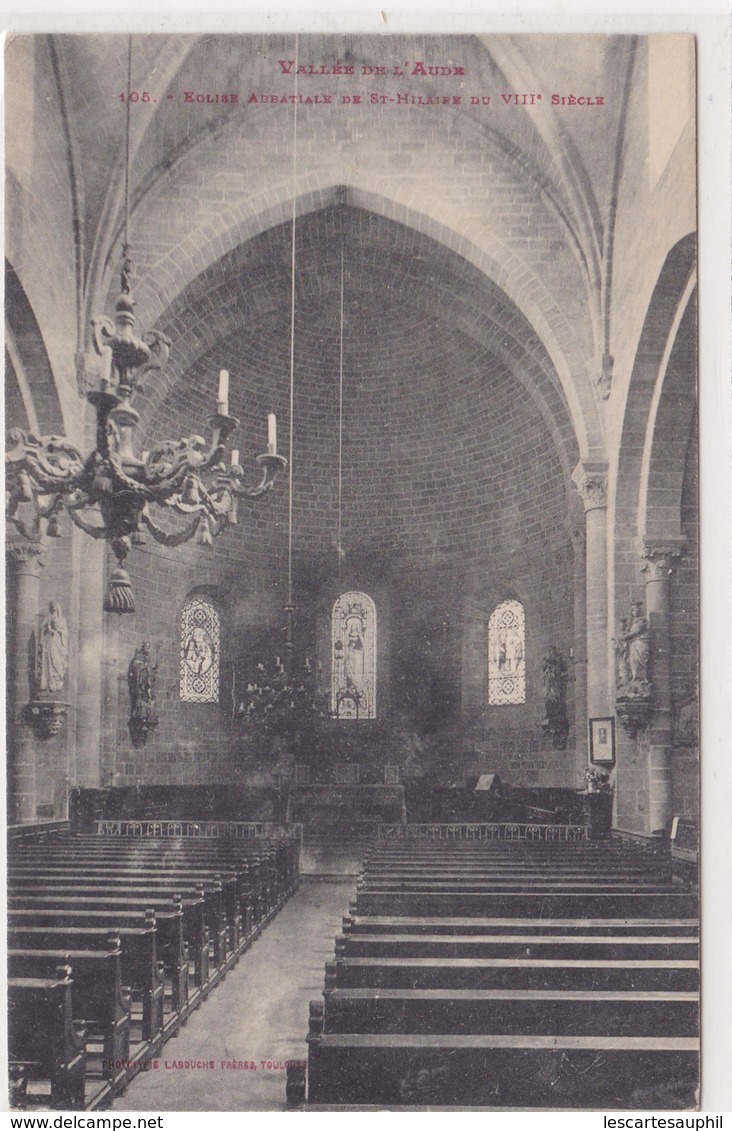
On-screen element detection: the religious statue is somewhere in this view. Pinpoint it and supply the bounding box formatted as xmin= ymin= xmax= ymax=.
xmin=614 ymin=599 xmax=652 ymax=738
xmin=615 ymin=600 xmax=650 ymax=688
xmin=127 ymin=640 xmax=159 ymax=747
xmin=38 ymin=600 xmax=69 ymax=693
xmin=614 ymin=618 xmax=632 ymax=685
xmin=541 ymin=645 xmax=570 ymax=749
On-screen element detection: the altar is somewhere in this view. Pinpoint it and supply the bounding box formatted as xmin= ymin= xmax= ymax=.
xmin=285 ymin=784 xmax=406 ymax=828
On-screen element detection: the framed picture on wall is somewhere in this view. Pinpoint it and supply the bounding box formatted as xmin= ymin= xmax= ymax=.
xmin=589 ymin=717 xmax=616 ymax=764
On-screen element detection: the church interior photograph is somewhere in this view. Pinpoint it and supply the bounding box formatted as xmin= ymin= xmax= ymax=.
xmin=5 ymin=31 xmax=699 ymax=1112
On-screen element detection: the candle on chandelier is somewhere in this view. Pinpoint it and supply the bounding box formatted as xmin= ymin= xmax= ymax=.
xmin=230 ymin=449 xmax=240 ymax=467
xmin=267 ymin=413 xmax=277 ymax=455
xmin=217 ymin=370 xmax=229 ymax=416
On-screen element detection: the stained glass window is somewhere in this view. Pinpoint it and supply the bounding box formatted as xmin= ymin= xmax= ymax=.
xmin=331 ymin=591 xmax=376 ymax=719
xmin=488 ymin=599 xmax=526 ymax=705
xmin=180 ymin=594 xmax=220 ymax=703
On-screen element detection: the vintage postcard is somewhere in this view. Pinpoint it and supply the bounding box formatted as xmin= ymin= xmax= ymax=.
xmin=4 ymin=20 xmax=720 ymax=1115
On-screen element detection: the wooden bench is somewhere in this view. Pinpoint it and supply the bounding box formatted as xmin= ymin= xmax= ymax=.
xmin=8 ymin=828 xmax=301 ymax=1110
xmin=334 ymin=931 xmax=699 ymax=962
xmin=8 ymin=948 xmax=131 ymax=1081
xmin=63 ymin=836 xmax=298 ymax=903
xmin=353 ymin=890 xmax=698 ymax=918
xmin=8 ymin=924 xmax=164 ymax=1042
xmin=8 ymin=969 xmax=87 ymax=1110
xmin=10 ymin=881 xmax=214 ymax=983
xmin=11 ymin=864 xmax=244 ymax=954
xmin=8 ymin=907 xmax=189 ymax=1018
xmin=305 ymin=1032 xmax=698 ymax=1108
xmin=325 ymin=954 xmax=699 ymax=992
xmin=304 ymin=837 xmax=699 ymax=1109
xmin=315 ymin=986 xmax=699 ymax=1037
xmin=11 ymin=843 xmax=284 ymax=931
xmin=342 ymin=914 xmax=700 ymax=937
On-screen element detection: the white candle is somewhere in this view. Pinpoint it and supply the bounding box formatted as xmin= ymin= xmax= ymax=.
xmin=230 ymin=449 xmax=240 ymax=467
xmin=268 ymin=413 xmax=277 ymax=455
xmin=217 ymin=370 xmax=229 ymax=414
xmin=140 ymin=450 xmax=149 ymax=463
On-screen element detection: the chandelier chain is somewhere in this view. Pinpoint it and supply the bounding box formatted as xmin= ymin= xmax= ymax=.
xmin=287 ymin=33 xmax=299 ymax=608
xmin=124 ymin=35 xmax=133 ymax=253
xmin=338 ymin=242 xmax=345 ymax=578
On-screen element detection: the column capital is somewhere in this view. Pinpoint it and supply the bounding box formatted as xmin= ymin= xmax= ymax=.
xmin=572 ymin=462 xmax=608 ymax=513
xmin=640 ymin=537 xmax=686 ymax=581
xmin=6 ymin=541 xmax=45 ymax=573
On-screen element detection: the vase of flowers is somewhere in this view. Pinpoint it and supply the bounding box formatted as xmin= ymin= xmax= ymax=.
xmin=581 ymin=767 xmax=613 ymax=838
xmin=583 ymin=767 xmax=612 ymax=793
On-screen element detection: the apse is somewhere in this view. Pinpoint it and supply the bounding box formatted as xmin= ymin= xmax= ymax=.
xmin=104 ymin=204 xmax=580 ymax=790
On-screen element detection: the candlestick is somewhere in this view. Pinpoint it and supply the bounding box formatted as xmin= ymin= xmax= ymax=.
xmin=230 ymin=449 xmax=240 ymax=467
xmin=267 ymin=413 xmax=277 ymax=455
xmin=217 ymin=369 xmax=229 ymax=415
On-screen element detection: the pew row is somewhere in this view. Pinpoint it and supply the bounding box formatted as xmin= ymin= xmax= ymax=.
xmin=8 ymin=828 xmax=300 ymax=1110
xmin=9 ymin=971 xmax=87 ymax=1110
xmin=301 ymin=837 xmax=699 ymax=1110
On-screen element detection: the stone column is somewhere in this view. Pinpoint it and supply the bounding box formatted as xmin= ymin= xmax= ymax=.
xmin=73 ymin=532 xmax=105 ymax=789
xmin=572 ymin=463 xmax=610 ymax=721
xmin=641 ymin=538 xmax=685 ymax=832
xmin=569 ymin=521 xmax=588 ymax=779
xmin=6 ymin=542 xmax=44 ymax=822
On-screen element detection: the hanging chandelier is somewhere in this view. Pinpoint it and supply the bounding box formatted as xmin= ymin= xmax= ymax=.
xmin=235 ymin=38 xmax=329 ymax=736
xmin=235 ymin=604 xmax=328 ymax=734
xmin=5 ymin=39 xmax=286 ymax=614
xmin=6 ymin=251 xmax=285 ymax=614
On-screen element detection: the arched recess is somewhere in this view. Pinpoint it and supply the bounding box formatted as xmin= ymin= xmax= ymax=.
xmin=612 ymin=232 xmax=697 ymax=835
xmin=639 ymin=288 xmax=697 ymax=544
xmin=613 ymin=233 xmax=697 ymax=562
xmin=133 ymin=202 xmax=583 ymax=495
xmin=96 ymin=179 xmax=605 ymax=465
xmin=5 ymin=261 xmax=67 ymax=438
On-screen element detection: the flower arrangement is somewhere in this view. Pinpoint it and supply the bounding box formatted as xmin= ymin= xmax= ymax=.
xmin=583 ymin=767 xmax=612 ymax=792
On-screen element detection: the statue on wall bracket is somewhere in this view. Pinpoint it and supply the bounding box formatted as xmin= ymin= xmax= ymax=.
xmin=128 ymin=640 xmax=159 ymax=747
xmin=541 ymin=645 xmax=570 ymax=749
xmin=26 ymin=599 xmax=70 ymax=738
xmin=614 ymin=599 xmax=652 ymax=737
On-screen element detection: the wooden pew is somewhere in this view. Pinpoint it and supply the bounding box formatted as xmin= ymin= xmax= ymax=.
xmin=334 ymin=931 xmax=699 ymax=962
xmin=9 ymin=891 xmax=206 ymax=994
xmin=324 ymin=954 xmax=699 ymax=992
xmin=353 ymin=890 xmax=698 ymax=918
xmin=342 ymin=914 xmax=700 ymax=937
xmin=8 ymin=948 xmax=131 ymax=1081
xmin=11 ymin=864 xmax=242 ymax=955
xmin=8 ymin=907 xmax=189 ymax=1018
xmin=8 ymin=968 xmax=87 ymax=1110
xmin=305 ymin=837 xmax=699 ymax=1109
xmin=305 ymin=1031 xmax=698 ymax=1108
xmin=59 ymin=835 xmax=295 ymax=904
xmin=8 ymin=924 xmax=164 ymax=1042
xmin=315 ymin=986 xmax=699 ymax=1037
xmin=8 ymin=829 xmax=300 ymax=1110
xmin=11 ymin=842 xmax=281 ymax=933
xmin=9 ymin=881 xmax=214 ymax=983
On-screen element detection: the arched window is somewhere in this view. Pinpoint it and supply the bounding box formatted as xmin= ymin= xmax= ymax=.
xmin=488 ymin=599 xmax=526 ymax=705
xmin=331 ymin=591 xmax=376 ymax=719
xmin=179 ymin=594 xmax=220 ymax=703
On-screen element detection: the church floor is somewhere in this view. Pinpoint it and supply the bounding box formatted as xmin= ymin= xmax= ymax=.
xmin=112 ymin=879 xmax=355 ymax=1112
